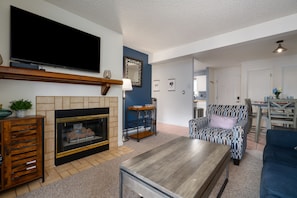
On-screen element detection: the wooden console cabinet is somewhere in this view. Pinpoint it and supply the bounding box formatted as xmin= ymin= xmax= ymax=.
xmin=0 ymin=116 xmax=44 ymax=191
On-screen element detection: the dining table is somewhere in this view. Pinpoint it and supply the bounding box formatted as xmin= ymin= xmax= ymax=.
xmin=252 ymin=99 xmax=297 ymax=143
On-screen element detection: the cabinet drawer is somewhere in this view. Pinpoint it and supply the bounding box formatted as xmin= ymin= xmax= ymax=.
xmin=11 ymin=161 xmax=38 ymax=180
xmin=121 ymin=171 xmax=169 ymax=198
xmin=10 ymin=118 xmax=38 ymax=126
xmin=12 ymin=152 xmax=38 ymax=168
xmin=10 ymin=119 xmax=38 ymax=136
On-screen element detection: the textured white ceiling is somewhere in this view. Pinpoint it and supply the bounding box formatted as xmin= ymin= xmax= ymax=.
xmin=45 ymin=0 xmax=297 ymax=66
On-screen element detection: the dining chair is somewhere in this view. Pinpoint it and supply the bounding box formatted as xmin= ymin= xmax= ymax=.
xmin=245 ymin=98 xmax=268 ymax=133
xmin=245 ymin=98 xmax=256 ymax=133
xmin=267 ymin=99 xmax=297 ymax=129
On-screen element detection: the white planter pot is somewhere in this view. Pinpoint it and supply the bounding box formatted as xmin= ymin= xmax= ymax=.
xmin=16 ymin=110 xmax=26 ymax=118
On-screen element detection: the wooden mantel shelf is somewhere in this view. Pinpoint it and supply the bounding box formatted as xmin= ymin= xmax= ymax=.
xmin=0 ymin=66 xmax=123 ymax=95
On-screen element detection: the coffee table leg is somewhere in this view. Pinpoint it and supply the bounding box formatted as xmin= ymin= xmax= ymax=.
xmin=217 ymin=163 xmax=229 ymax=198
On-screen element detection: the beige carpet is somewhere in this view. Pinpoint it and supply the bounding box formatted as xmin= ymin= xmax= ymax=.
xmin=210 ymin=150 xmax=262 ymax=198
xmin=18 ymin=132 xmax=262 ymax=198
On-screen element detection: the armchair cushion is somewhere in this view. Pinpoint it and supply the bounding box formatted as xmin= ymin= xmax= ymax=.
xmin=209 ymin=114 xmax=237 ymax=129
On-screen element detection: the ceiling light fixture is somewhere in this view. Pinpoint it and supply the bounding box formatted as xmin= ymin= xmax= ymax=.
xmin=273 ymin=40 xmax=287 ymax=53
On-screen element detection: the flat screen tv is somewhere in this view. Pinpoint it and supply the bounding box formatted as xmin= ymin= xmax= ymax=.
xmin=10 ymin=6 xmax=101 ymax=73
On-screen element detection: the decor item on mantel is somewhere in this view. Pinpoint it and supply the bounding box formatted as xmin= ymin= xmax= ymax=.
xmin=9 ymin=99 xmax=32 ymax=117
xmin=103 ymin=70 xmax=111 ymax=79
xmin=272 ymin=88 xmax=282 ymax=99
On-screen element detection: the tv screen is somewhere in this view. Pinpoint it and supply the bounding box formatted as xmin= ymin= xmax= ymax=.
xmin=10 ymin=6 xmax=100 ymax=73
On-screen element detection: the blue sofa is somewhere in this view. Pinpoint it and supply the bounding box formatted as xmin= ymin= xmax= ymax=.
xmin=260 ymin=129 xmax=297 ymax=197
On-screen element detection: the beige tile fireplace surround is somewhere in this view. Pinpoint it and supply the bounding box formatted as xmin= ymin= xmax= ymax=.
xmin=36 ymin=96 xmax=118 ymax=170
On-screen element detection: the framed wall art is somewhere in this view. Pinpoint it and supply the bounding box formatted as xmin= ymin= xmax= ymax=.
xmin=123 ymin=56 xmax=143 ymax=87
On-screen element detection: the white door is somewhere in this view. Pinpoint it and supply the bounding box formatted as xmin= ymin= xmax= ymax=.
xmin=247 ymin=68 xmax=272 ymax=101
xmin=282 ymin=66 xmax=297 ymax=98
xmin=215 ymin=67 xmax=241 ymax=105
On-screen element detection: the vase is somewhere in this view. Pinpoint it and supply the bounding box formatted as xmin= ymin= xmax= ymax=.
xmin=16 ymin=110 xmax=26 ymax=118
xmin=275 ymin=94 xmax=280 ymax=99
xmin=103 ymin=70 xmax=111 ymax=79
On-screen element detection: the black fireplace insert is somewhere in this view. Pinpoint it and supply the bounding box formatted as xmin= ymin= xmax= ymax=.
xmin=55 ymin=108 xmax=109 ymax=165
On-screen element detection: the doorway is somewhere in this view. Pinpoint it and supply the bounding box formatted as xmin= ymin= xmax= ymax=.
xmin=193 ymin=71 xmax=207 ymax=117
xmin=215 ymin=67 xmax=241 ymax=105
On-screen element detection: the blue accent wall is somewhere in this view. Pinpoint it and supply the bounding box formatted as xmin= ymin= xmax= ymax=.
xmin=123 ymin=46 xmax=151 ymax=128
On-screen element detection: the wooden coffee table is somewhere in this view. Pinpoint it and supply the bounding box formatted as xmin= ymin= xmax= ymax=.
xmin=120 ymin=136 xmax=230 ymax=198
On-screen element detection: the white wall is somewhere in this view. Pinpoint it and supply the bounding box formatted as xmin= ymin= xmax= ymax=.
xmin=0 ymin=0 xmax=124 ymax=145
xmin=241 ymin=54 xmax=297 ymax=101
xmin=152 ymin=57 xmax=193 ymax=127
xmin=151 ymin=52 xmax=297 ymax=129
xmin=204 ymin=54 xmax=297 ymax=106
xmin=207 ymin=67 xmax=216 ymax=104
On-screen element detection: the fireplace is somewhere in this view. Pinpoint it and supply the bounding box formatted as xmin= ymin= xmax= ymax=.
xmin=55 ymin=108 xmax=109 ymax=166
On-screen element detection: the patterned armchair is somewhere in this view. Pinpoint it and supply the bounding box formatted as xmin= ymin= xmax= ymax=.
xmin=189 ymin=104 xmax=248 ymax=165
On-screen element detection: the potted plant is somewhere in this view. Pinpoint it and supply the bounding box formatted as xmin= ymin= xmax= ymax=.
xmin=9 ymin=99 xmax=32 ymax=117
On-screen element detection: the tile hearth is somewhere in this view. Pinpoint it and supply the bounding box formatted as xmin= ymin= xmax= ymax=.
xmin=35 ymin=96 xmax=119 ymax=169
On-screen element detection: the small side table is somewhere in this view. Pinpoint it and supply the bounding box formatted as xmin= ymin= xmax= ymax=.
xmin=127 ymin=106 xmax=156 ymax=142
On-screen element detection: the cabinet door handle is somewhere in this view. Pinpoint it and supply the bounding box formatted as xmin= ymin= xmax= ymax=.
xmin=26 ymin=166 xmax=36 ymax=170
xmin=26 ymin=160 xmax=36 ymax=165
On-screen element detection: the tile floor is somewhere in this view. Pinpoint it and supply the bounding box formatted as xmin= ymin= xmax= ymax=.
xmin=0 ymin=123 xmax=266 ymax=198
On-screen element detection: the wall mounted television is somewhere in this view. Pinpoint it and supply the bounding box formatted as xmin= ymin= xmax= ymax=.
xmin=10 ymin=6 xmax=101 ymax=73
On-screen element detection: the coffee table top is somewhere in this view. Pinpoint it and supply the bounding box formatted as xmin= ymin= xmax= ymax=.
xmin=120 ymin=136 xmax=230 ymax=198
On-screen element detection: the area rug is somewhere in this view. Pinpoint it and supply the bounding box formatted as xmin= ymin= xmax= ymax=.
xmin=18 ymin=132 xmax=262 ymax=198
xmin=209 ymin=150 xmax=262 ymax=198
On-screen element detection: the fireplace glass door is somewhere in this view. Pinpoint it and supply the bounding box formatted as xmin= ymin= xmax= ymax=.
xmin=55 ymin=108 xmax=109 ymax=165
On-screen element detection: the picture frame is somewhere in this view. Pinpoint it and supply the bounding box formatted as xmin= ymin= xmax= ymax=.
xmin=153 ymin=80 xmax=160 ymax=92
xmin=124 ymin=56 xmax=143 ymax=87
xmin=168 ymin=78 xmax=176 ymax=91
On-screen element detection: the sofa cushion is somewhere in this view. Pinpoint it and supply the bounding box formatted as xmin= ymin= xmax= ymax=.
xmin=209 ymin=114 xmax=237 ymax=129
xmin=263 ymin=145 xmax=297 ymax=168
xmin=260 ymin=162 xmax=297 ymax=198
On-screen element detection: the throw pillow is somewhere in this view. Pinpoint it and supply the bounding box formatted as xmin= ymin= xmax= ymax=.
xmin=209 ymin=114 xmax=237 ymax=129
